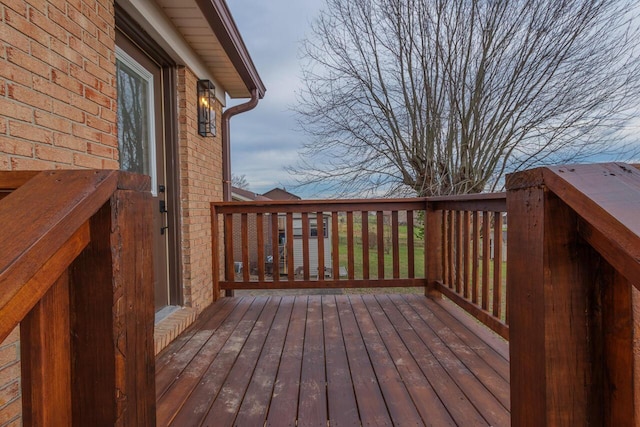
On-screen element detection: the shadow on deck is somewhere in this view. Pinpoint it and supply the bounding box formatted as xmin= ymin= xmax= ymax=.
xmin=155 ymin=294 xmax=510 ymax=426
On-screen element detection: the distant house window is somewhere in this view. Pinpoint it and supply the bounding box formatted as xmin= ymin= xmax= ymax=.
xmin=293 ymin=217 xmax=328 ymax=238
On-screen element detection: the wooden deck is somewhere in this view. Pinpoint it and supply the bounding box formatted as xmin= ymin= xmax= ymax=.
xmin=155 ymin=294 xmax=510 ymax=426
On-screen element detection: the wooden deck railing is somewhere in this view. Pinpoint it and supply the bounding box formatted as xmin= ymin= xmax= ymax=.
xmin=0 ymin=170 xmax=155 ymax=426
xmin=425 ymin=193 xmax=508 ymax=339
xmin=507 ymin=163 xmax=640 ymax=426
xmin=212 ymin=199 xmax=428 ymax=293
xmin=211 ymin=194 xmax=509 ymax=338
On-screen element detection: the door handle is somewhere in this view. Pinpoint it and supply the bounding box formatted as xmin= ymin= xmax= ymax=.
xmin=161 ymin=226 xmax=169 ymax=235
xmin=160 ymin=200 xmax=168 ymax=213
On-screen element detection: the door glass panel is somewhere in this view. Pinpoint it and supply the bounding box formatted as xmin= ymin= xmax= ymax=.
xmin=116 ymin=47 xmax=157 ymax=195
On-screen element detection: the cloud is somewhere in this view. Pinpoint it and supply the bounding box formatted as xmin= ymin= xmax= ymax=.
xmin=225 ymin=0 xmax=325 ymax=197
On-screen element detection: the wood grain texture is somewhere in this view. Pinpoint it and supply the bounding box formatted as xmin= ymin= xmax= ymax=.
xmin=157 ymin=295 xmax=510 ymax=426
xmin=70 ymin=188 xmax=155 ymax=427
xmin=0 ymin=170 xmax=119 ymax=314
xmin=21 ymin=272 xmax=72 ymax=427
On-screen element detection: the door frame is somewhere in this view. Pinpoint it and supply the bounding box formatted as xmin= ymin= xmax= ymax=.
xmin=116 ymin=6 xmax=183 ymax=306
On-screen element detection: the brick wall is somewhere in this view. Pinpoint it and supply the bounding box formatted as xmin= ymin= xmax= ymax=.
xmin=0 ymin=0 xmax=117 ymax=423
xmin=177 ymin=66 xmax=224 ymax=311
xmin=0 ymin=0 xmax=118 ymax=171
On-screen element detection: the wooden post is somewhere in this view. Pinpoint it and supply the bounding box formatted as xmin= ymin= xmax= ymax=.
xmin=69 ymin=176 xmax=155 ymax=426
xmin=21 ymin=273 xmax=72 ymax=426
xmin=425 ymin=201 xmax=442 ymax=298
xmin=506 ymin=167 xmax=635 ymax=426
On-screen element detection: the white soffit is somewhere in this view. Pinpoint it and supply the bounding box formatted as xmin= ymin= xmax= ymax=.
xmin=116 ymin=0 xmax=250 ymax=100
xmin=156 ymin=0 xmax=250 ymax=98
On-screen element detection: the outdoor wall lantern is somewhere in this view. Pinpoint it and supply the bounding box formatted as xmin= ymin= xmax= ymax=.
xmin=197 ymin=79 xmax=216 ymax=137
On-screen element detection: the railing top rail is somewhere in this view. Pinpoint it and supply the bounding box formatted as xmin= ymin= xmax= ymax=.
xmin=0 ymin=170 xmax=149 ymax=340
xmin=507 ymin=162 xmax=640 ymax=288
xmin=212 ymin=193 xmax=507 ymax=214
xmin=213 ymin=197 xmax=427 ymax=214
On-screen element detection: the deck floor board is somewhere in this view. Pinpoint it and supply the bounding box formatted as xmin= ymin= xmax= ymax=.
xmin=156 ymin=294 xmax=510 ymax=426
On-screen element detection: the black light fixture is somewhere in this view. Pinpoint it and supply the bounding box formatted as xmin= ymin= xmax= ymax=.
xmin=197 ymin=79 xmax=216 ymax=137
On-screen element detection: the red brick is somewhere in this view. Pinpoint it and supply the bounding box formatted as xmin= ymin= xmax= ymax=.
xmin=2 ymin=0 xmax=27 ymax=18
xmin=0 ymin=381 xmax=19 ymax=409
xmin=32 ymin=75 xmax=71 ymax=103
xmin=53 ymin=132 xmax=87 ymax=151
xmin=4 ymin=7 xmax=48 ymax=47
xmin=9 ymin=121 xmax=52 ymax=144
xmin=84 ymin=58 xmax=110 ymax=82
xmin=102 ymin=158 xmax=118 ymax=169
xmin=85 ymin=115 xmax=111 ymax=133
xmin=72 ymin=122 xmax=101 ymax=141
xmin=0 ymin=346 xmax=17 ymax=369
xmin=0 ymin=20 xmax=31 ymax=53
xmin=25 ymin=0 xmax=47 ymax=13
xmin=97 ymin=25 xmax=114 ymax=48
xmin=35 ymin=144 xmax=73 ymax=164
xmin=0 ymin=156 xmax=10 ymax=170
xmin=87 ymin=141 xmax=112 ymax=158
xmin=47 ymin=6 xmax=82 ymax=40
xmin=84 ymin=86 xmax=110 ymax=108
xmin=51 ymin=69 xmax=83 ymax=95
xmin=73 ymin=152 xmax=102 ymax=168
xmin=50 ymin=37 xmax=82 ymax=68
xmin=12 ymin=155 xmax=57 ymax=171
xmin=31 ymin=40 xmax=71 ymax=73
xmin=69 ymin=62 xmax=99 ymax=89
xmin=69 ymin=4 xmax=97 ymax=37
xmin=34 ymin=110 xmax=71 ymax=133
xmin=0 ymin=62 xmax=31 ymax=87
xmin=0 ymin=397 xmax=21 ymax=424
xmin=7 ymin=84 xmax=52 ymax=110
xmin=69 ymin=93 xmax=99 ymax=115
xmin=100 ymin=105 xmax=116 ymax=122
xmin=99 ymin=132 xmax=117 ymax=148
xmin=5 ymin=47 xmax=49 ymax=78
xmin=47 ymin=0 xmax=69 ymax=13
xmin=69 ymin=35 xmax=98 ymax=65
xmin=52 ymin=100 xmax=85 ymax=124
xmin=28 ymin=7 xmax=67 ymax=43
xmin=0 ymin=98 xmax=32 ymax=122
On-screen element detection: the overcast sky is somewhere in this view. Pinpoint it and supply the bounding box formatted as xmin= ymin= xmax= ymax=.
xmin=226 ymin=0 xmax=324 ymax=197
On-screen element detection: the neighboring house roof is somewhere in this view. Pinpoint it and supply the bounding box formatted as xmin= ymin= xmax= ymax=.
xmin=231 ymin=186 xmax=272 ymax=202
xmin=262 ymin=188 xmax=302 ymax=201
xmin=118 ymin=0 xmax=265 ymax=99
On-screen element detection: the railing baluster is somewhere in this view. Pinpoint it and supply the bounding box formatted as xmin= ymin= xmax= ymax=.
xmin=493 ymin=212 xmax=503 ymax=319
xmin=472 ymin=211 xmax=479 ymax=304
xmin=448 ymin=210 xmax=455 ymax=288
xmin=362 ymin=211 xmax=370 ymax=280
xmin=347 ymin=211 xmax=355 ymax=280
xmin=302 ymin=212 xmax=310 ymax=280
xmin=225 ymin=213 xmax=234 ymax=283
xmin=317 ymin=212 xmax=325 ymax=281
xmin=455 ymin=211 xmax=462 ymax=293
xmin=241 ymin=213 xmax=250 ymax=283
xmin=271 ymin=212 xmax=280 ymax=282
xmin=441 ymin=210 xmax=448 ymax=286
xmin=376 ymin=211 xmax=384 ymax=279
xmin=482 ymin=211 xmax=490 ymax=310
xmin=286 ymin=212 xmax=295 ymax=281
xmin=211 ymin=205 xmax=220 ymax=299
xmin=463 ymin=211 xmax=470 ymax=298
xmin=332 ymin=212 xmax=339 ymax=280
xmin=406 ymin=210 xmax=414 ymax=279
xmin=392 ymin=210 xmax=400 ymax=279
xmin=257 ymin=213 xmax=265 ymax=282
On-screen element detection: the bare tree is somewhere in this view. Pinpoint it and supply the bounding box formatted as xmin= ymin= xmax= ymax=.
xmin=232 ymin=174 xmax=250 ymax=190
xmin=291 ymin=0 xmax=640 ymax=197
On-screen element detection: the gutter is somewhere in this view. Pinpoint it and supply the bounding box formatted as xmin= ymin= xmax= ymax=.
xmin=221 ymin=88 xmax=260 ymax=201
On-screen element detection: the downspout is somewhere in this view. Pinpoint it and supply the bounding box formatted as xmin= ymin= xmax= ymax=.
xmin=221 ymin=88 xmax=260 ymax=201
